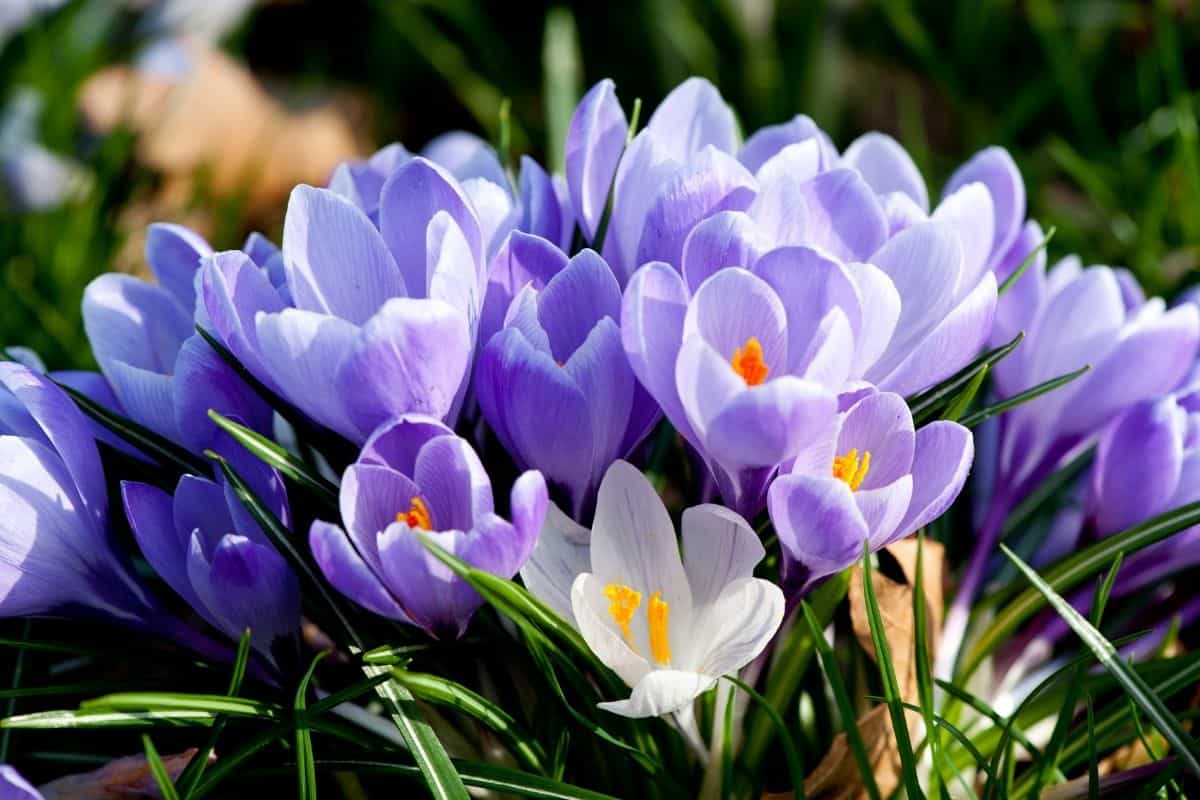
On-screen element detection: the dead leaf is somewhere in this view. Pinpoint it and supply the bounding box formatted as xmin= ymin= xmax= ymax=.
xmin=38 ymin=748 xmax=211 ymax=799
xmin=849 ymin=541 xmax=945 ymax=704
xmin=802 ymin=705 xmax=899 ymax=800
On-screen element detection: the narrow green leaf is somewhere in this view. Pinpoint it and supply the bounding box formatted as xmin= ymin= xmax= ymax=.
xmin=941 ymin=364 xmax=988 ymax=422
xmin=390 ymin=669 xmax=548 ymax=775
xmin=958 ymin=364 xmax=1090 ymax=428
xmin=208 ymin=410 xmax=338 ymax=508
xmin=80 ymin=692 xmax=280 ymax=720
xmin=998 ymin=225 xmax=1056 ymax=295
xmin=294 ymin=652 xmax=325 ymax=800
xmin=859 ymin=547 xmax=924 ymax=799
xmin=1087 ymin=695 xmax=1099 ymax=800
xmin=911 ymin=535 xmax=944 ymax=797
xmin=892 ymin=701 xmax=989 ymax=794
xmin=962 ymin=499 xmax=1200 ymax=677
xmin=361 ymin=663 xmax=469 ymax=800
xmin=52 ymin=378 xmax=210 ymax=476
xmin=721 ymin=682 xmax=735 ymax=799
xmin=177 ymin=629 xmax=252 ymax=798
xmin=142 ymin=735 xmax=181 ymax=800
xmin=209 ymin=450 xmax=364 ymax=649
xmin=908 ymin=331 xmax=1024 ymax=422
xmin=724 ymin=676 xmax=805 ymax=798
xmin=305 ymin=673 xmax=391 ymax=718
xmin=541 ymin=7 xmax=581 ymax=174
xmin=1 ymin=709 xmax=216 ymax=729
xmin=932 ymin=680 xmax=1048 ymax=764
xmin=1002 ymin=544 xmax=1200 ymax=779
xmin=802 ymin=599 xmax=879 ymax=800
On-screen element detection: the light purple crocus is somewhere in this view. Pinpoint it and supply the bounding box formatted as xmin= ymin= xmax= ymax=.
xmin=81 ymin=223 xmax=271 ymax=453
xmin=0 ymin=765 xmax=40 ymax=800
xmin=940 ymin=256 xmax=1200 ymax=677
xmin=0 ymin=363 xmax=165 ymax=630
xmin=476 ymin=248 xmax=658 ymax=518
xmin=122 ymin=445 xmax=300 ymax=668
xmin=622 ymin=261 xmax=844 ymax=517
xmin=768 ymin=390 xmax=973 ymax=594
xmin=309 ymin=415 xmax=548 ymax=639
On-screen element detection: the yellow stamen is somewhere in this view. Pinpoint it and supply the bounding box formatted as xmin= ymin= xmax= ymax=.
xmin=647 ymin=592 xmax=671 ymax=666
xmin=603 ymin=584 xmax=642 ymax=649
xmin=832 ymin=448 xmax=872 ymax=492
xmin=396 ymin=496 xmax=433 ymax=530
xmin=731 ymin=336 xmax=769 ymax=386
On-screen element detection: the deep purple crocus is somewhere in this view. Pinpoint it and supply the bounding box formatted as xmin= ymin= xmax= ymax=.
xmin=122 ymin=446 xmax=300 ymax=667
xmin=622 ymin=261 xmax=844 ymax=516
xmin=309 ymin=415 xmax=548 ymax=639
xmin=476 ymin=248 xmax=657 ymax=518
xmin=940 ymin=256 xmax=1200 ymax=677
xmin=768 ymin=390 xmax=973 ymax=594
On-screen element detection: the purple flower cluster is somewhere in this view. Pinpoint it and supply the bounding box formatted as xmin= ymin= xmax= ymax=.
xmin=1 ymin=73 xmax=1197 ymax=707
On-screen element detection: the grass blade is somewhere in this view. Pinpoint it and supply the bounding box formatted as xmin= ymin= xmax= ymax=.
xmin=725 ymin=676 xmax=805 ymax=799
xmin=998 ymin=225 xmax=1056 ymax=295
xmin=208 ymin=410 xmax=339 ymax=508
xmin=859 ymin=547 xmax=924 ymax=799
xmin=142 ymin=734 xmax=181 ymax=800
xmin=957 ymin=364 xmax=1090 ymax=428
xmin=294 ymin=652 xmax=325 ymax=800
xmin=1001 ymin=544 xmax=1200 ymax=779
xmin=177 ymin=629 xmax=252 ymax=798
xmin=908 ymin=331 xmax=1024 ymax=422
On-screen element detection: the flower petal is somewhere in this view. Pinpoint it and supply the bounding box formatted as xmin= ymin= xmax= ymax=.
xmin=683 ymin=267 xmax=788 ymax=374
xmin=932 ymin=181 xmax=995 ymax=300
xmin=621 ymin=262 xmax=695 ymax=441
xmin=567 ymin=79 xmax=628 ymax=240
xmin=693 ymin=577 xmax=784 ymax=678
xmin=597 ymin=668 xmax=715 ymax=718
xmin=793 ymin=169 xmax=888 ymax=263
xmin=145 ymin=222 xmax=213 ymax=312
xmin=895 ymin=421 xmax=974 ymax=539
xmin=739 ymin=114 xmax=835 ymax=173
xmin=572 ymin=572 xmax=652 ymax=688
xmin=768 ymin=473 xmax=868 ymax=588
xmin=1091 ymin=398 xmax=1186 ymax=535
xmin=310 ymin=519 xmax=409 ymax=620
xmin=836 ymin=391 xmax=915 ymax=489
xmin=520 ymin=502 xmax=590 ymax=620
xmin=681 ymin=504 xmax=763 ymax=610
xmin=413 ymin=433 xmax=494 ymax=531
xmin=943 ymin=147 xmax=1025 ymax=269
xmin=645 ymin=77 xmax=739 ymax=159
xmin=704 ymin=377 xmax=838 ymax=469
xmin=680 ymin=211 xmax=769 ymax=293
xmin=538 ymin=249 xmax=623 ymax=362
xmin=841 ymin=132 xmax=929 ymax=212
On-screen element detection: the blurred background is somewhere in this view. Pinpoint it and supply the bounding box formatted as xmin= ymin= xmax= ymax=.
xmin=1 ymin=0 xmax=1198 ymax=370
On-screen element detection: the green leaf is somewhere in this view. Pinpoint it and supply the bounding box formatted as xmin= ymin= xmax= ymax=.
xmin=958 ymin=364 xmax=1090 ymax=428
xmin=911 ymin=535 xmax=945 ymax=796
xmin=802 ymin=599 xmax=879 ymax=800
xmin=541 ymin=7 xmax=581 ymax=175
xmin=52 ymin=377 xmax=210 ymax=476
xmin=1001 ymin=544 xmax=1200 ymax=779
xmin=1 ymin=709 xmax=216 ymax=729
xmin=721 ymin=682 xmax=736 ymax=799
xmin=361 ymin=663 xmax=469 ymax=800
xmin=390 ymin=669 xmax=548 ymax=775
xmin=932 ymin=680 xmax=1048 ymax=765
xmin=294 ymin=652 xmax=325 ymax=800
xmin=940 ymin=364 xmax=989 ymax=422
xmin=80 ymin=692 xmax=281 ymax=720
xmin=962 ymin=498 xmax=1200 ymax=678
xmin=908 ymin=331 xmax=1024 ymax=423
xmin=209 ymin=450 xmax=364 ymax=649
xmin=177 ymin=629 xmax=252 ymax=798
xmin=859 ymin=547 xmax=924 ymax=799
xmin=142 ymin=734 xmax=181 ymax=800
xmin=208 ymin=410 xmax=339 ymax=508
xmin=998 ymin=225 xmax=1056 ymax=295
xmin=725 ymin=676 xmax=805 ymax=798
xmin=891 ymin=701 xmax=990 ymax=794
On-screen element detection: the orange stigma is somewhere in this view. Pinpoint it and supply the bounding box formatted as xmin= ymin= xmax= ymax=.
xmin=397 ymin=497 xmax=433 ymax=530
xmin=832 ymin=449 xmax=871 ymax=492
xmin=603 ymin=584 xmax=642 ymax=648
xmin=731 ymin=337 xmax=769 ymax=386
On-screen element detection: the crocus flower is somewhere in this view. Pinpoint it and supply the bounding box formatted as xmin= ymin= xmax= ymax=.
xmin=566 ymin=79 xmax=627 ymax=244
xmin=522 ymin=460 xmax=784 ymax=719
xmin=309 ymin=415 xmax=547 ymax=639
xmin=81 ymin=223 xmax=270 ymax=452
xmin=767 ymin=390 xmax=973 ymax=594
xmin=122 ymin=447 xmax=300 ymax=668
xmin=0 ymin=90 xmax=88 ymax=212
xmin=477 ymin=248 xmax=657 ymax=518
xmin=0 ymin=765 xmax=40 ymax=800
xmin=622 ymin=259 xmax=846 ymax=516
xmin=940 ymin=256 xmax=1200 ymax=677
xmin=0 ymin=363 xmax=162 ymax=628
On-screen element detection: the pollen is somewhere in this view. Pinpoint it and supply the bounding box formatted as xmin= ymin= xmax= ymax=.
xmin=731 ymin=336 xmax=769 ymax=386
xmin=832 ymin=448 xmax=871 ymax=492
xmin=604 ymin=584 xmax=642 ymax=649
xmin=647 ymin=592 xmax=672 ymax=666
xmin=397 ymin=496 xmax=433 ymax=530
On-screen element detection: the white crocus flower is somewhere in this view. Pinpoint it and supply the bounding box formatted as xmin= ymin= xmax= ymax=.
xmin=522 ymin=460 xmax=784 ymax=720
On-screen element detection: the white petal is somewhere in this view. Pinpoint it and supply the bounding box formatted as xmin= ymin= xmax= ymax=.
xmin=520 ymin=502 xmax=592 ymax=621
xmin=681 ymin=504 xmax=764 ymax=612
xmin=596 ymin=669 xmax=716 ymax=719
xmin=571 ymin=573 xmax=651 ymax=688
xmin=694 ymin=578 xmax=785 ymax=678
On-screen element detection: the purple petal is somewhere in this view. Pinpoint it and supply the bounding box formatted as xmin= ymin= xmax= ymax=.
xmin=422 ymin=131 xmax=509 ymax=190
xmin=82 ymin=273 xmax=191 ymax=376
xmin=739 ymin=114 xmax=836 ymax=174
xmin=680 ymin=211 xmax=769 ymax=292
xmin=123 ymin=480 xmax=199 ymax=610
xmin=792 ymin=169 xmax=888 ymax=262
xmin=943 ymin=147 xmax=1026 ymax=269
xmin=683 ymin=268 xmax=788 ymax=375
xmin=621 ymin=262 xmax=695 ymax=442
xmin=836 ymin=391 xmax=915 ymax=489
xmin=479 ymin=232 xmax=569 ymax=348
xmin=426 ymin=211 xmax=485 ymax=326
xmin=845 ymin=262 xmax=901 ymax=376
xmin=704 ymin=377 xmax=838 ymax=469
xmin=768 ymin=473 xmax=867 ymax=587
xmin=190 ymin=533 xmax=299 ymax=654
xmin=379 ymin=157 xmax=483 ymax=298
xmin=172 ymin=334 xmax=272 ymax=453
xmin=895 ymin=421 xmax=974 ymax=538
xmin=198 ymin=250 xmax=287 ymax=389
xmin=992 ymin=220 xmax=1049 ymax=349
xmin=0 ymin=766 xmax=41 ymax=800
xmin=145 ymin=222 xmax=213 ymax=313
xmin=538 ymin=249 xmax=623 ymax=362
xmin=510 ymin=469 xmax=549 ymax=543
xmin=335 ymin=299 xmax=470 ymax=440
xmin=462 ymin=176 xmax=517 ymax=259
xmin=567 ymin=79 xmax=627 ymax=240
xmin=858 ymin=478 xmax=914 ymax=548
xmin=359 ymin=415 xmax=454 ymax=472
xmin=242 ymin=231 xmax=280 ymax=266
xmin=675 ymin=337 xmax=750 ymax=443
xmin=377 ymin=524 xmax=479 ymax=639
xmin=105 ymin=361 xmax=179 ymax=442
xmin=340 ymin=464 xmax=421 ymax=572
xmin=841 ymin=132 xmax=929 ymax=212
xmin=172 ymin=474 xmax=237 ymax=552
xmin=519 ymin=155 xmax=567 ymax=247
xmin=882 ymin=192 xmax=927 ymax=235
xmin=282 ymin=185 xmax=406 ymax=324
xmin=1091 ymin=398 xmax=1186 ymax=535
xmin=645 ymin=77 xmax=739 ymax=159
xmin=310 ymin=519 xmax=409 ymax=620
xmin=413 ymin=433 xmax=494 ymax=531
xmin=932 ymin=182 xmax=995 ymax=299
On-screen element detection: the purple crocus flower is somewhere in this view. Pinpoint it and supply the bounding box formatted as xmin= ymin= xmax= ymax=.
xmin=768 ymin=390 xmax=973 ymax=594
xmin=309 ymin=415 xmax=548 ymax=639
xmin=940 ymin=256 xmax=1200 ymax=677
xmin=81 ymin=224 xmax=270 ymax=452
xmin=203 ymin=159 xmax=489 ymax=442
xmin=122 ymin=447 xmax=300 ymax=667
xmin=0 ymin=765 xmax=40 ymax=800
xmin=622 ymin=260 xmax=844 ymax=516
xmin=0 ymin=363 xmax=164 ymax=629
xmin=566 ymin=79 xmax=627 ymax=244
xmin=476 ymin=248 xmax=658 ymax=518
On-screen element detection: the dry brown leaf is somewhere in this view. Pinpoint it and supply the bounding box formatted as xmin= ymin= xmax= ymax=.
xmin=78 ymin=39 xmax=365 ymax=221
xmin=802 ymin=705 xmax=899 ymax=800
xmin=38 ymin=747 xmax=210 ymax=799
xmin=849 ymin=541 xmax=945 ymax=704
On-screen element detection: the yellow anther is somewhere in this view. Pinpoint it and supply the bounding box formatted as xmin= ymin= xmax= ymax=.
xmin=832 ymin=448 xmax=872 ymax=492
xmin=647 ymin=592 xmax=672 ymax=666
xmin=603 ymin=584 xmax=642 ymax=649
xmin=396 ymin=496 xmax=433 ymax=530
xmin=731 ymin=337 xmax=769 ymax=386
